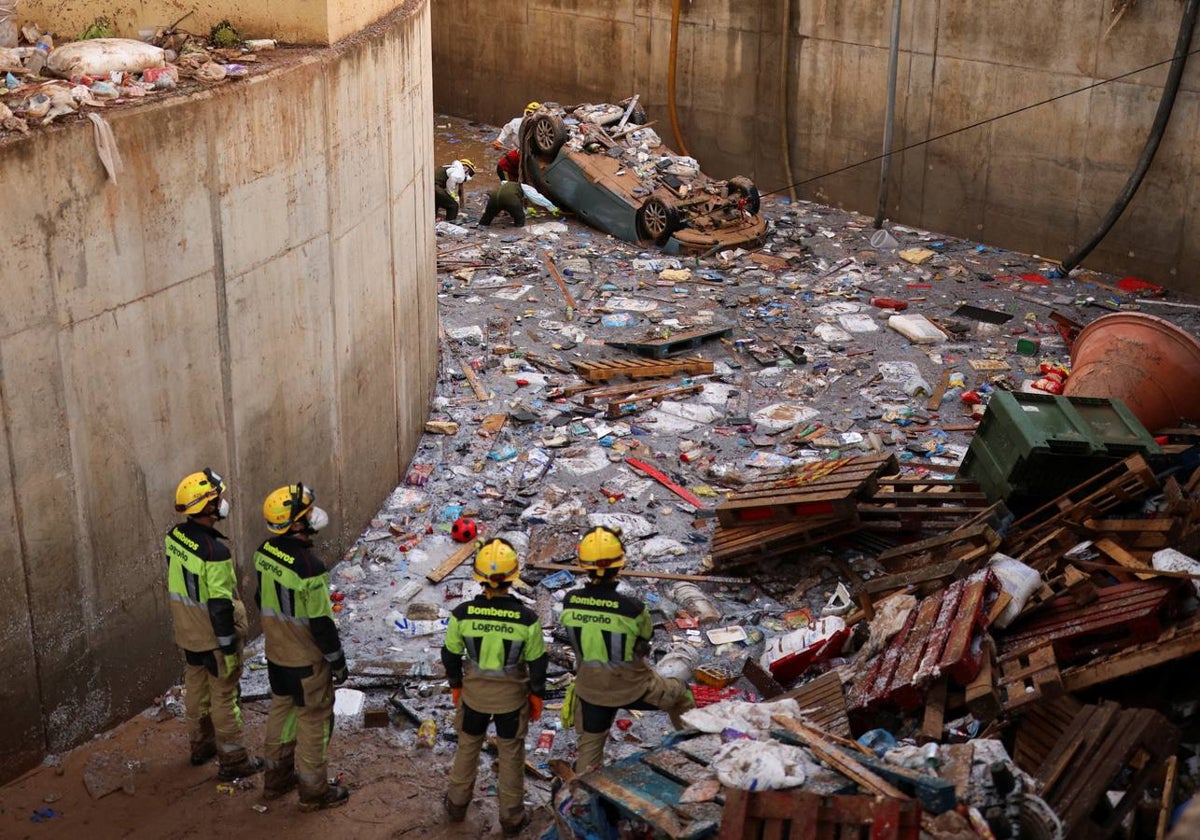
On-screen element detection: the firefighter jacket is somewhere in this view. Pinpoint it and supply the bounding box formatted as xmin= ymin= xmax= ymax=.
xmin=253 ymin=535 xmax=343 ymax=670
xmin=165 ymin=520 xmax=245 ymax=654
xmin=442 ymin=593 xmax=548 ymax=714
xmin=560 ymin=580 xmax=655 ymax=707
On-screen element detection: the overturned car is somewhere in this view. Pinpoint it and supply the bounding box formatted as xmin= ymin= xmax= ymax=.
xmin=518 ymin=100 xmax=767 ymax=255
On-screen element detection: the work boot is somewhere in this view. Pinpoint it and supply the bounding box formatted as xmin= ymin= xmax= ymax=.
xmin=444 ymin=793 xmax=468 ymax=822
xmin=261 ymin=743 xmax=298 ymax=800
xmin=298 ymin=782 xmax=350 ymax=813
xmin=500 ymin=809 xmax=530 ymax=837
xmin=189 ymin=716 xmax=217 ymax=765
xmin=217 ymin=754 xmax=265 ymax=781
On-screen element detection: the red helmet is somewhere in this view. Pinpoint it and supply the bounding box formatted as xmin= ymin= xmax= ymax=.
xmin=451 ymin=516 xmax=478 ymax=543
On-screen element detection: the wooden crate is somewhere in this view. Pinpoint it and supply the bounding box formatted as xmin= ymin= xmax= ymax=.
xmin=719 ymin=791 xmax=921 ymax=840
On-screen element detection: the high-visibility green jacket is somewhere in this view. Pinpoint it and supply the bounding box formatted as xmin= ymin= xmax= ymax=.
xmin=560 ymin=580 xmax=656 ymax=706
xmin=253 ymin=535 xmax=343 ymax=669
xmin=442 ymin=592 xmax=547 ymax=713
xmin=165 ymin=520 xmax=243 ymax=654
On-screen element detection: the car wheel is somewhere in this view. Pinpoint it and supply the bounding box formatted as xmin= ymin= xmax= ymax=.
xmin=728 ymin=176 xmax=761 ymax=215
xmin=527 ymin=113 xmax=567 ymax=159
xmin=636 ymin=196 xmax=681 ymax=245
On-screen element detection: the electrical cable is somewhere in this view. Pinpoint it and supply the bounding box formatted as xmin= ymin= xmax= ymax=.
xmin=1060 ymin=0 xmax=1199 ymax=272
xmin=668 ymin=0 xmax=690 ymax=157
xmin=761 ymin=44 xmax=1200 ymax=199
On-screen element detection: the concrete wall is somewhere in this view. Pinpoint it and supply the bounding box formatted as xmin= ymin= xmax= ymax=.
xmin=433 ymin=0 xmax=1200 ymax=294
xmin=0 ymin=0 xmax=436 ymax=783
xmin=20 ymin=0 xmax=409 ymax=44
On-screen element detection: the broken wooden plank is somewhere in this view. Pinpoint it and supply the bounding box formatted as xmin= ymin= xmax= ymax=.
xmin=770 ymin=716 xmax=908 ymax=800
xmin=426 ymin=540 xmax=480 ymax=583
xmin=1060 ymin=615 xmax=1200 ymax=692
xmin=920 ymin=679 xmax=948 ymax=744
xmin=542 ymin=250 xmax=578 ymax=312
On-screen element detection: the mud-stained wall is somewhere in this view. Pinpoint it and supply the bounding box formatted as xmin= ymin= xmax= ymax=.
xmin=0 ymin=1 xmax=436 ymax=783
xmin=19 ymin=0 xmax=407 ymax=44
xmin=433 ymin=0 xmax=1200 ymax=294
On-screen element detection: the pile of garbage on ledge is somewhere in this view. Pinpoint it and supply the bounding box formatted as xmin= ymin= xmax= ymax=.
xmin=235 ymin=115 xmax=1200 ymax=839
xmin=0 ymin=13 xmax=279 ymax=135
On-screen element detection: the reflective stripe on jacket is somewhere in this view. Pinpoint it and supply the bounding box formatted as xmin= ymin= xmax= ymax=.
xmin=165 ymin=521 xmax=241 ymax=653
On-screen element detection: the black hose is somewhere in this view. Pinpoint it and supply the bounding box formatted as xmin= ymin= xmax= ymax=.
xmin=1061 ymin=0 xmax=1200 ymax=273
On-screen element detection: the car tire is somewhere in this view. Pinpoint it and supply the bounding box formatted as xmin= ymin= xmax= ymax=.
xmin=636 ymin=196 xmax=681 ymax=245
xmin=728 ymin=176 xmax=761 ymax=215
xmin=526 ymin=113 xmax=567 ymax=160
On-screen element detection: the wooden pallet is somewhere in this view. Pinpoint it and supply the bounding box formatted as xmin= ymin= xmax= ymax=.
xmin=856 ymin=479 xmax=991 ymax=532
xmin=605 ymin=325 xmax=734 ymax=358
xmin=848 ymin=570 xmax=997 ymax=715
xmin=719 ymin=791 xmax=921 ymax=840
xmin=1012 ymin=695 xmax=1085 ymax=775
xmin=571 ymin=356 xmax=714 ymax=383
xmin=1004 ymin=454 xmax=1159 ymax=561
xmin=1060 ymin=613 xmax=1200 ymax=693
xmin=997 ymin=645 xmax=1062 ymax=711
xmin=716 ymin=453 xmax=898 ymax=528
xmin=777 ymin=671 xmax=851 ymax=738
xmin=710 ymin=517 xmax=861 ymax=569
xmin=605 ymin=383 xmax=705 ymax=418
xmin=874 ymin=520 xmax=1001 ymax=574
xmin=1035 ymin=703 xmax=1179 ymax=840
xmin=998 ymin=580 xmax=1182 ymax=663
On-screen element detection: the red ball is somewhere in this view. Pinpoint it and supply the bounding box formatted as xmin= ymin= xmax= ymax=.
xmin=451 ymin=516 xmax=477 ymax=543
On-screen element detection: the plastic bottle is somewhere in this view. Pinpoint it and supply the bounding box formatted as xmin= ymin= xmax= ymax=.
xmin=417 ymin=719 xmax=437 ymax=748
xmin=668 ymin=583 xmax=721 ymax=625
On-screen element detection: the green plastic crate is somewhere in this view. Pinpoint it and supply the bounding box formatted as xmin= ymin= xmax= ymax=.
xmin=960 ymin=391 xmax=1160 ymax=507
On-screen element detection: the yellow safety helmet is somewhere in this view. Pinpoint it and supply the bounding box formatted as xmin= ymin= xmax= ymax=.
xmin=577 ymin=526 xmax=625 ymax=573
xmin=458 ymin=157 xmax=476 ymax=175
xmin=263 ymin=483 xmax=315 ymax=535
xmin=473 ymin=538 xmax=519 ymax=587
xmin=524 ymin=101 xmax=541 ymax=115
xmin=175 ymin=468 xmax=225 ymax=515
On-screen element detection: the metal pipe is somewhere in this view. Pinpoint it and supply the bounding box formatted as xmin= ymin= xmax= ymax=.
xmin=1061 ymin=0 xmax=1199 ymax=272
xmin=874 ymin=0 xmax=903 ymax=229
xmin=779 ymin=0 xmax=797 ymax=202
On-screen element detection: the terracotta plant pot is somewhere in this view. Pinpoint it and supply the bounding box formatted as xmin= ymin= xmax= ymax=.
xmin=1064 ymin=312 xmax=1200 ymax=432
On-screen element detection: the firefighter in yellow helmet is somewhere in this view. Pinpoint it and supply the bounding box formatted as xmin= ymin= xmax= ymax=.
xmin=559 ymin=526 xmax=695 ymax=772
xmin=493 ymin=100 xmax=542 ymax=150
xmin=253 ymin=483 xmax=349 ymax=811
xmin=165 ymin=469 xmax=262 ymax=779
xmin=442 ymin=537 xmax=547 ymax=836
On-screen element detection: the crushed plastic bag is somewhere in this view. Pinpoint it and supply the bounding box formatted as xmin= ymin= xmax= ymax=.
xmin=682 ymin=698 xmax=804 ymax=736
xmin=86 ymin=113 xmax=123 ymax=182
xmin=988 ymin=553 xmax=1042 ymax=628
xmin=47 ymin=38 xmax=165 ymax=78
xmin=710 ymin=739 xmax=820 ymax=791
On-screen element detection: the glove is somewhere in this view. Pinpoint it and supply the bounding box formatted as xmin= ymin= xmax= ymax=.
xmin=451 ymin=687 xmax=462 ymax=707
xmin=528 ymin=694 xmax=544 ymax=720
xmin=492 ymin=140 xmax=504 ymax=150
xmin=330 ymin=654 xmax=349 ymax=686
xmin=223 ymin=653 xmax=239 ymax=676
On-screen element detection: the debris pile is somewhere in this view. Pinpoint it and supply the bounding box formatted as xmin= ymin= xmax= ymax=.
xmin=257 ymin=116 xmax=1200 ymax=838
xmin=0 ymin=18 xmax=278 ymax=136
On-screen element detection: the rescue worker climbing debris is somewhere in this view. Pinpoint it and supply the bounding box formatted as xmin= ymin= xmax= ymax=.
xmin=492 ymin=100 xmax=540 ymax=150
xmin=442 ymin=538 xmax=547 ymax=836
xmin=434 ymin=157 xmax=475 ymax=222
xmin=254 ymin=483 xmax=350 ymax=811
xmin=480 ymin=181 xmax=560 ymax=228
xmin=165 ymin=468 xmax=262 ymax=781
xmin=559 ymin=526 xmax=696 ymax=773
